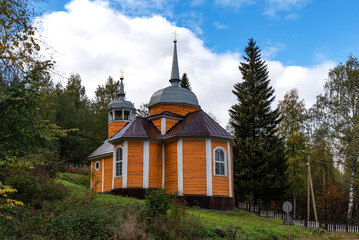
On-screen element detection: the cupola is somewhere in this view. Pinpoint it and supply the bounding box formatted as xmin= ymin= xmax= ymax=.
xmin=148 ymin=38 xmax=200 ymax=116
xmin=107 ymin=74 xmax=135 ymax=138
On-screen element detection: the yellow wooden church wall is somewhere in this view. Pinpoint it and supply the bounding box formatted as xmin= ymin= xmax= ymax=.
xmin=113 ymin=142 xmax=123 ymax=189
xmin=91 ymin=161 xmax=101 ymax=192
xmin=108 ymin=121 xmax=127 ymax=139
xmin=127 ymin=141 xmax=143 ymax=187
xmin=152 ymin=119 xmax=161 ymax=131
xmin=182 ymin=140 xmax=206 ymax=195
xmin=211 ymin=140 xmax=230 ymax=196
xmin=149 ymin=142 xmax=162 ymax=188
xmin=149 ymin=104 xmax=199 ymax=116
xmin=103 ymin=157 xmax=113 ymax=192
xmin=166 ymin=119 xmax=178 ymax=131
xmin=165 ymin=141 xmax=178 ymax=194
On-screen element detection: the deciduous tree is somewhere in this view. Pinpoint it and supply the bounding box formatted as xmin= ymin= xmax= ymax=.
xmin=312 ymin=56 xmax=359 ymax=223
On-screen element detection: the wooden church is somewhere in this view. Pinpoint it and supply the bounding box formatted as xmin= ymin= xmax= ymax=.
xmin=88 ymin=38 xmax=235 ymax=210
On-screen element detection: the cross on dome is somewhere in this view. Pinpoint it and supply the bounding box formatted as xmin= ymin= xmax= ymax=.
xmin=120 ymin=69 xmax=124 ymax=80
xmin=173 ymin=30 xmax=178 ymax=42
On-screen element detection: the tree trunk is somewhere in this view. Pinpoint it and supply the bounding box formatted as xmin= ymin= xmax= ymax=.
xmin=347 ymin=158 xmax=357 ymax=224
xmin=293 ymin=194 xmax=296 ymax=220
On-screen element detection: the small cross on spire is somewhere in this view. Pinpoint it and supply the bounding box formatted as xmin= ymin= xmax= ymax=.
xmin=173 ymin=30 xmax=177 ymax=42
xmin=120 ymin=69 xmax=124 ymax=80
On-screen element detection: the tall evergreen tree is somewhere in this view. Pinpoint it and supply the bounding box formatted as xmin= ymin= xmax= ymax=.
xmin=229 ymin=38 xmax=288 ymax=205
xmin=180 ymin=73 xmax=191 ymax=90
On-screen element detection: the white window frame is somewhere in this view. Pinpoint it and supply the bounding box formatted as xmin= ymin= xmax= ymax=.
xmin=115 ymin=146 xmax=123 ymax=177
xmin=213 ymin=146 xmax=227 ymax=177
xmin=95 ymin=161 xmax=100 ymax=171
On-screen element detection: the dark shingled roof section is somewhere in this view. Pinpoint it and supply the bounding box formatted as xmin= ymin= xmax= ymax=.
xmin=110 ymin=117 xmax=161 ymax=142
xmin=164 ymin=110 xmax=234 ymax=140
xmin=88 ymin=139 xmax=113 ymax=159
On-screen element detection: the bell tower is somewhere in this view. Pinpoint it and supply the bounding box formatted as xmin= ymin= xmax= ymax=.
xmin=107 ymin=73 xmax=135 ymax=138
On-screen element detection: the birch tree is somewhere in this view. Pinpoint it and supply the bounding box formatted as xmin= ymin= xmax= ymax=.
xmin=313 ymin=56 xmax=359 ymax=223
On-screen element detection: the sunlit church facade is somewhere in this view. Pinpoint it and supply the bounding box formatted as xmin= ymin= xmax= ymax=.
xmin=88 ymin=39 xmax=234 ymax=210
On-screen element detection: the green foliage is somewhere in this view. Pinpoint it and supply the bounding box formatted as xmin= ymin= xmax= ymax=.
xmin=136 ymin=103 xmax=150 ymax=117
xmin=144 ymin=188 xmax=172 ymax=219
xmin=180 ymin=72 xmax=192 ymax=90
xmin=277 ymin=89 xmax=308 ymax=213
xmin=229 ymin=38 xmax=288 ymax=205
xmin=4 ymin=169 xmax=68 ymax=207
xmin=46 ymin=206 xmax=113 ymax=240
xmin=311 ymin=55 xmax=359 ymax=223
xmin=92 ymin=75 xmax=120 ymax=139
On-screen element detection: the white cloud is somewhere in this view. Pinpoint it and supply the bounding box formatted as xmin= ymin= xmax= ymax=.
xmin=268 ymin=60 xmax=335 ymax=108
xmin=262 ymin=43 xmax=286 ymax=59
xmin=36 ymin=0 xmax=332 ymax=128
xmin=213 ymin=21 xmax=229 ymax=30
xmin=264 ymin=0 xmax=310 ymax=18
xmin=214 ymin=0 xmax=254 ymax=10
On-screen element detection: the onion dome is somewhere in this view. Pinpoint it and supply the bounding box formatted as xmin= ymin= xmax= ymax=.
xmin=148 ymin=39 xmax=200 ymax=108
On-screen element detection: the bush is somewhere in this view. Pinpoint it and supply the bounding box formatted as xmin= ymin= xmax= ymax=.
xmin=46 ymin=206 xmax=113 ymax=240
xmin=5 ymin=171 xmax=38 ymax=204
xmin=149 ymin=200 xmax=208 ymax=239
xmin=144 ymin=188 xmax=172 ymax=219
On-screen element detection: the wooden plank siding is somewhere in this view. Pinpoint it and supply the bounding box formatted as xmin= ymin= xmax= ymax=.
xmin=212 ymin=140 xmax=230 ymax=196
xmin=113 ymin=142 xmax=123 ymax=189
xmin=103 ymin=157 xmax=113 ymax=192
xmin=166 ymin=119 xmax=179 ymax=131
xmin=149 ymin=104 xmax=199 ymax=116
xmin=91 ymin=160 xmax=102 ymax=192
xmin=152 ymin=119 xmax=161 ymax=132
xmin=108 ymin=121 xmax=127 ymax=139
xmin=127 ymin=141 xmax=143 ymax=187
xmin=165 ymin=141 xmax=178 ymax=194
xmin=182 ymin=140 xmax=206 ymax=195
xmin=149 ymin=142 xmax=162 ymax=188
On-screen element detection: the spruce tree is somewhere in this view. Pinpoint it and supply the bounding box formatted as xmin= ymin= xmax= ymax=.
xmin=229 ymin=38 xmax=288 ymax=205
xmin=180 ymin=73 xmax=191 ymax=90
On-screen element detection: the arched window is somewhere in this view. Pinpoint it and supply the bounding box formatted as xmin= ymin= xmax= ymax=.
xmin=116 ymin=147 xmax=123 ymax=177
xmin=214 ymin=147 xmax=226 ymax=176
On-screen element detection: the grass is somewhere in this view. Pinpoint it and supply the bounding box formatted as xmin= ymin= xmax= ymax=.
xmin=56 ymin=173 xmax=358 ymax=240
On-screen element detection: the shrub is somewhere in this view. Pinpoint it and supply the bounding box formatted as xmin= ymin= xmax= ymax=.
xmin=149 ymin=200 xmax=208 ymax=239
xmin=144 ymin=188 xmax=172 ymax=219
xmin=46 ymin=206 xmax=113 ymax=240
xmin=5 ymin=171 xmax=38 ymax=204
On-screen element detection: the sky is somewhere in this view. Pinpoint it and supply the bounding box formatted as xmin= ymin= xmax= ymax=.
xmin=33 ymin=0 xmax=359 ymax=126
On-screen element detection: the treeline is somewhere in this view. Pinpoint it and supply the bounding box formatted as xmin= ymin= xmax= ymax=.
xmin=230 ymin=39 xmax=359 ymax=224
xmin=2 ymin=0 xmax=359 ymax=228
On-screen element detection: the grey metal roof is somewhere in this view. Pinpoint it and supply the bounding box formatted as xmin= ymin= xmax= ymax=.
xmin=88 ymin=139 xmax=113 ymax=159
xmin=148 ymin=40 xmax=200 ymax=108
xmin=107 ymin=77 xmax=135 ymax=111
xmin=108 ymin=98 xmax=135 ymax=111
xmin=171 ymin=40 xmax=180 ymax=80
xmin=148 ymin=85 xmax=200 ymax=108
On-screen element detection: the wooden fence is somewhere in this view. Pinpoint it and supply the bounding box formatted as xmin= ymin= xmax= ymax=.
xmin=237 ymin=202 xmax=359 ymax=233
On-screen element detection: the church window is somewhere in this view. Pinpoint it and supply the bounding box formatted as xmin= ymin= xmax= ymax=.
xmin=116 ymin=147 xmax=123 ymax=176
xmin=95 ymin=161 xmax=100 ymax=171
xmin=214 ymin=147 xmax=226 ymax=176
xmin=124 ymin=110 xmax=130 ymax=120
xmin=115 ymin=110 xmax=122 ymax=120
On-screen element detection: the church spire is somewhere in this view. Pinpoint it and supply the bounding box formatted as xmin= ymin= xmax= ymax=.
xmin=118 ymin=70 xmax=125 ymax=99
xmin=169 ymin=31 xmax=180 ymax=87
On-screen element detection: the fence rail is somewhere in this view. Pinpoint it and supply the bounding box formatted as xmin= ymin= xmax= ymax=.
xmin=237 ymin=202 xmax=359 ymax=233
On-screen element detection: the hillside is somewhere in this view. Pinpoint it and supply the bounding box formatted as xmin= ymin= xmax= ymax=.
xmin=1 ymin=173 xmax=356 ymax=239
